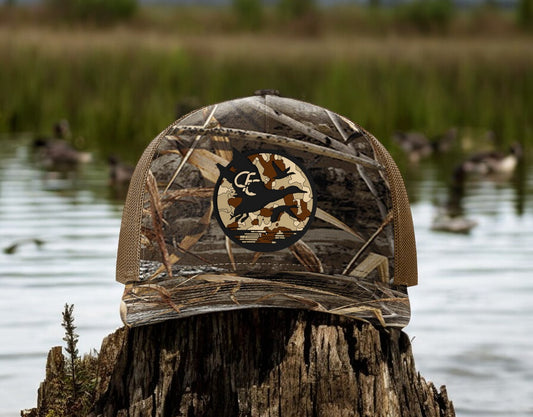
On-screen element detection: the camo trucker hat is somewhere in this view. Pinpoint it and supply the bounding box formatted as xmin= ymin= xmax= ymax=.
xmin=117 ymin=91 xmax=417 ymax=328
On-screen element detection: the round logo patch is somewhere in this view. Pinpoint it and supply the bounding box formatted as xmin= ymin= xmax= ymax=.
xmin=214 ymin=149 xmax=316 ymax=252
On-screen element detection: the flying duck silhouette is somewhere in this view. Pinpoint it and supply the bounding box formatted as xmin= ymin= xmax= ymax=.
xmin=270 ymin=205 xmax=299 ymax=222
xmin=217 ymin=150 xmax=306 ymax=223
xmin=272 ymin=160 xmax=294 ymax=180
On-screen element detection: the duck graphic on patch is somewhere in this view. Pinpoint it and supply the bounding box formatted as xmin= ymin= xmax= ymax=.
xmin=214 ymin=149 xmax=316 ymax=252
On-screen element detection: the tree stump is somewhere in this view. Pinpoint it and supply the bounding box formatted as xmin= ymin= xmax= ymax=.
xmin=25 ymin=310 xmax=455 ymax=417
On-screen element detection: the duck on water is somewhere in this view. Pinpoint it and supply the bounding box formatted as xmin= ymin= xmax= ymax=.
xmin=453 ymin=142 xmax=523 ymax=179
xmin=392 ymin=128 xmax=458 ymax=163
xmin=431 ymin=142 xmax=523 ymax=234
xmin=33 ymin=120 xmax=91 ymax=169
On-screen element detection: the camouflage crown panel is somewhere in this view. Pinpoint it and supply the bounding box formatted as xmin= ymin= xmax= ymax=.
xmin=139 ymin=96 xmax=394 ymax=284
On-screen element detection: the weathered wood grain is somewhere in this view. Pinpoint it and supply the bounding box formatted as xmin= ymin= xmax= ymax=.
xmin=24 ymin=310 xmax=455 ymax=417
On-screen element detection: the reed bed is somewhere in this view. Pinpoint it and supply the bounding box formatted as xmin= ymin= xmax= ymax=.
xmin=1 ymin=26 xmax=532 ymax=162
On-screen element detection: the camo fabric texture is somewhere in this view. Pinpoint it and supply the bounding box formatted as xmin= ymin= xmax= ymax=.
xmin=138 ymin=97 xmax=392 ymax=279
xmin=117 ymin=93 xmax=417 ymax=328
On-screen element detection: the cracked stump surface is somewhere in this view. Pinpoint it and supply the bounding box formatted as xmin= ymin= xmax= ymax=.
xmin=30 ymin=309 xmax=455 ymax=417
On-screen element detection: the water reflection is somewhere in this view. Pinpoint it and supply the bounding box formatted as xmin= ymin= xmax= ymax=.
xmin=0 ymin=136 xmax=532 ymax=417
xmin=0 ymin=137 xmax=124 ymax=417
xmin=406 ymin=152 xmax=533 ymax=417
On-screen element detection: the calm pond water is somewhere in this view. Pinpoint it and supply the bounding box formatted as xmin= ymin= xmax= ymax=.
xmin=0 ymin=136 xmax=532 ymax=417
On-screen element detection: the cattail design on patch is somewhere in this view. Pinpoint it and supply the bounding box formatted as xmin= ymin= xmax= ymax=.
xmin=214 ymin=149 xmax=316 ymax=252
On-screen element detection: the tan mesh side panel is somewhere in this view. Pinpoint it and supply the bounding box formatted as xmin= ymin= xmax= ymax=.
xmin=116 ymin=104 xmax=213 ymax=284
xmin=368 ymin=135 xmax=418 ymax=287
xmin=116 ymin=132 xmax=166 ymax=284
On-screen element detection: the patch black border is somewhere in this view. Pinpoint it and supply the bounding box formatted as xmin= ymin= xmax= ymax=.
xmin=213 ymin=149 xmax=317 ymax=253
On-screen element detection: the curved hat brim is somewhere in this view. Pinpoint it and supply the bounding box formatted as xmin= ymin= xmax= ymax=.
xmin=121 ymin=268 xmax=410 ymax=328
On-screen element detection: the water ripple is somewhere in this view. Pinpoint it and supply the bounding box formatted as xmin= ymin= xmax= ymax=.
xmin=1 ymin=140 xmax=532 ymax=417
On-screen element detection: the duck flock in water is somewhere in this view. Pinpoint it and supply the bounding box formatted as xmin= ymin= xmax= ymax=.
xmin=32 ymin=119 xmax=135 ymax=190
xmin=30 ymin=119 xmax=523 ymax=237
xmin=393 ymin=128 xmax=523 ymax=234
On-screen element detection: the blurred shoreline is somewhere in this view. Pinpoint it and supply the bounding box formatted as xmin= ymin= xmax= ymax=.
xmin=1 ymin=3 xmax=531 ymax=168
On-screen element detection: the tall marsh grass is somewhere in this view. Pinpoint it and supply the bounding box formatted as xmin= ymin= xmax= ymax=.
xmin=1 ymin=28 xmax=532 ymax=162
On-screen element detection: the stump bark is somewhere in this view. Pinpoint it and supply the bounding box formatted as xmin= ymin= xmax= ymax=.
xmin=26 ymin=310 xmax=455 ymax=417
